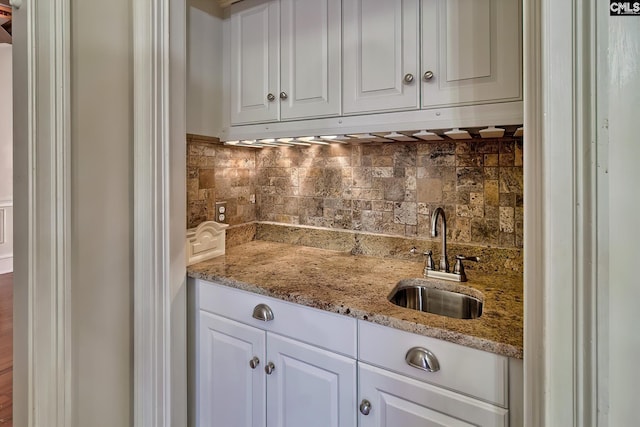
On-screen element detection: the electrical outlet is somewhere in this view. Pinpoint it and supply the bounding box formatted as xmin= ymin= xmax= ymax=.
xmin=215 ymin=201 xmax=228 ymax=224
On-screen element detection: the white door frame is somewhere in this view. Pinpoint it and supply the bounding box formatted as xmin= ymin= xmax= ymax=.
xmin=523 ymin=0 xmax=599 ymax=425
xmin=12 ymin=0 xmax=600 ymax=425
xmin=133 ymin=0 xmax=186 ymax=425
xmin=12 ymin=0 xmax=72 ymax=425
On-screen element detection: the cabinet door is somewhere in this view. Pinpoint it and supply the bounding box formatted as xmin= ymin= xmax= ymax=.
xmin=421 ymin=0 xmax=522 ymax=108
xmin=343 ymin=0 xmax=420 ymax=114
xmin=230 ymin=0 xmax=279 ymax=124
xmin=266 ymin=333 xmax=357 ymax=427
xmin=280 ymin=0 xmax=341 ymax=120
xmin=358 ymin=363 xmax=508 ymax=427
xmin=198 ymin=311 xmax=266 ymax=427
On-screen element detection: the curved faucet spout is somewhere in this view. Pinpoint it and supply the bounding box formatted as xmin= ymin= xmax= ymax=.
xmin=430 ymin=207 xmax=449 ymax=272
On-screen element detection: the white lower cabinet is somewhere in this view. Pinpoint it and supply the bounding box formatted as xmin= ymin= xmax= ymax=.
xmin=198 ymin=312 xmax=266 ymax=427
xmin=358 ymin=363 xmax=508 ymax=427
xmin=193 ymin=279 xmax=520 ymax=427
xmin=267 ymin=334 xmax=357 ymax=427
xmin=194 ymin=279 xmax=357 ymax=427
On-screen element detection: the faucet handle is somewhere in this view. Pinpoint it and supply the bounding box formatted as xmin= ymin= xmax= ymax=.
xmin=423 ymin=250 xmax=435 ymax=274
xmin=422 ymin=251 xmax=436 ymax=277
xmin=455 ymin=255 xmax=480 ymax=263
xmin=452 ymin=255 xmax=480 ymax=281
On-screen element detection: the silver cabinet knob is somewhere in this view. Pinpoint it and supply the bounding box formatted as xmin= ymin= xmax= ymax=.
xmin=252 ymin=303 xmax=274 ymax=321
xmin=404 ymin=73 xmax=414 ymax=83
xmin=359 ymin=399 xmax=371 ymax=415
xmin=267 ymin=93 xmax=275 ymax=102
xmin=279 ymin=91 xmax=288 ymax=100
xmin=249 ymin=357 xmax=260 ymax=369
xmin=265 ymin=362 xmax=275 ymax=375
xmin=423 ymin=70 xmax=434 ymax=81
xmin=9 ymin=0 xmax=22 ymax=8
xmin=405 ymin=347 xmax=440 ymax=372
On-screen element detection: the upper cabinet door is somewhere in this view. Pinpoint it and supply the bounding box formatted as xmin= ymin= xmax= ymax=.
xmin=230 ymin=0 xmax=280 ymax=125
xmin=343 ymin=0 xmax=420 ymax=114
xmin=280 ymin=0 xmax=342 ymax=120
xmin=421 ymin=0 xmax=522 ymax=108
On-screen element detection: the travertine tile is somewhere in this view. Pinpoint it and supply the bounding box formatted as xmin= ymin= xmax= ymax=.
xmin=500 ymin=167 xmax=523 ymax=193
xmin=456 ymin=167 xmax=484 ymax=190
xmin=393 ymin=202 xmax=418 ymax=225
xmin=470 ymin=192 xmax=484 ymax=206
xmin=484 ymin=154 xmax=499 ymax=167
xmin=188 ymin=136 xmax=523 ymax=248
xmin=417 ymin=178 xmax=443 ymax=203
xmin=484 ymin=180 xmax=500 ymax=207
xmin=199 ymin=168 xmax=216 ymax=189
xmin=499 ymin=207 xmax=515 ymax=233
xmin=383 ymin=178 xmax=406 ymax=202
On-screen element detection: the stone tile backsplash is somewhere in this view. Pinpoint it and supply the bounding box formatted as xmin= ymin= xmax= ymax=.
xmin=186 ymin=134 xmax=523 ymax=249
xmin=255 ymin=138 xmax=523 ymax=248
xmin=187 ymin=134 xmax=257 ymax=228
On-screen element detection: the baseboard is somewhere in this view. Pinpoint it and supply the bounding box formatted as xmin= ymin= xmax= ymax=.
xmin=0 ymin=256 xmax=13 ymax=274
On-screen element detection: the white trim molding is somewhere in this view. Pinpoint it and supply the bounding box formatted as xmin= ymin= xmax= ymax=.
xmin=524 ymin=0 xmax=598 ymax=425
xmin=133 ymin=0 xmax=173 ymax=425
xmin=11 ymin=0 xmax=72 ymax=425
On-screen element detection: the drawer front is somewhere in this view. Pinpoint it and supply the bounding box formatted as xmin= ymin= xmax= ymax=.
xmin=358 ymin=321 xmax=508 ymax=407
xmin=197 ymin=279 xmax=357 ymax=358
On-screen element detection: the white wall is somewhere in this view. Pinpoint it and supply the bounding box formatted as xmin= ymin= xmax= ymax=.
xmin=0 ymin=43 xmax=12 ymax=274
xmin=187 ymin=0 xmax=224 ymax=137
xmin=70 ymin=0 xmax=132 ymax=425
xmin=602 ymin=16 xmax=640 ymax=426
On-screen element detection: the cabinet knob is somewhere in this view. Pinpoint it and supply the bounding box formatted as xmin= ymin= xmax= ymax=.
xmin=9 ymin=0 xmax=22 ymax=9
xmin=265 ymin=362 xmax=275 ymax=375
xmin=359 ymin=399 xmax=372 ymax=416
xmin=252 ymin=303 xmax=274 ymax=321
xmin=403 ymin=73 xmax=414 ymax=84
xmin=405 ymin=347 xmax=440 ymax=372
xmin=267 ymin=93 xmax=276 ymax=102
xmin=249 ymin=356 xmax=260 ymax=369
xmin=423 ymin=70 xmax=434 ymax=81
xmin=279 ymin=91 xmax=288 ymax=100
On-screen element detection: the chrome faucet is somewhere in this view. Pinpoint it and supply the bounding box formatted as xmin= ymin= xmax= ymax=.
xmin=420 ymin=207 xmax=480 ymax=282
xmin=430 ymin=207 xmax=449 ymax=273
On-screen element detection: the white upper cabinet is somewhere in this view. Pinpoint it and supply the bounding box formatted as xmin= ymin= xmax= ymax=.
xmin=343 ymin=0 xmax=420 ymax=114
xmin=421 ymin=0 xmax=522 ymax=108
xmin=230 ymin=0 xmax=341 ymax=125
xmin=280 ymin=0 xmax=342 ymax=120
xmin=230 ymin=0 xmax=280 ymax=124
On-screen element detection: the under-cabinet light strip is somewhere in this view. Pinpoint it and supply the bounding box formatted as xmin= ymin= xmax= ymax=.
xmin=222 ymin=126 xmax=523 ymax=148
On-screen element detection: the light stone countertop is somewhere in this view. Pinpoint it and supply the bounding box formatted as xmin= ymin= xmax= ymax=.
xmin=187 ymin=240 xmax=523 ymax=359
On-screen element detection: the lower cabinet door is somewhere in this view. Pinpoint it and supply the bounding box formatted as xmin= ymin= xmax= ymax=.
xmin=198 ymin=311 xmax=266 ymax=427
xmin=358 ymin=363 xmax=508 ymax=427
xmin=266 ymin=333 xmax=357 ymax=427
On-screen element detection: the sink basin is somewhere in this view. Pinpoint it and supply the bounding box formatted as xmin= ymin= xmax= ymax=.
xmin=388 ymin=279 xmax=483 ymax=319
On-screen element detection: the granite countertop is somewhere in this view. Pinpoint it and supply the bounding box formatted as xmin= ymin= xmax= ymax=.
xmin=187 ymin=240 xmax=523 ymax=359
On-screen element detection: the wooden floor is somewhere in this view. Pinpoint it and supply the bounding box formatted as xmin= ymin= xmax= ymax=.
xmin=0 ymin=273 xmax=12 ymax=426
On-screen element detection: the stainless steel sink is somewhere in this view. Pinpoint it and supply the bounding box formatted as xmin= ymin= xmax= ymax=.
xmin=388 ymin=279 xmax=483 ymax=319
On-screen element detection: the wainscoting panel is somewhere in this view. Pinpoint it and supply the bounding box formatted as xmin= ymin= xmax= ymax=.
xmin=0 ymin=201 xmax=13 ymax=274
